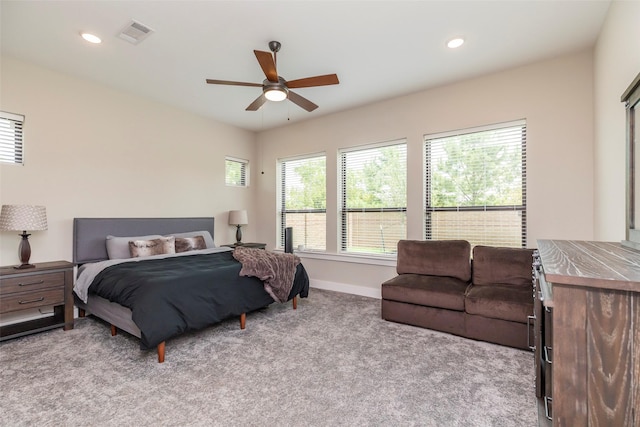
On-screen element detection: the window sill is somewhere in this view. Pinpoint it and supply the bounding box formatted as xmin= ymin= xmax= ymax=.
xmin=277 ymin=249 xmax=397 ymax=267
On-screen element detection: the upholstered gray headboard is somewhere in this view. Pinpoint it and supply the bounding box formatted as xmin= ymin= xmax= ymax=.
xmin=73 ymin=217 xmax=215 ymax=265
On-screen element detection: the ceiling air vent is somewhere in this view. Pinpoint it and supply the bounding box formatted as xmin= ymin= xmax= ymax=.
xmin=118 ymin=20 xmax=154 ymax=45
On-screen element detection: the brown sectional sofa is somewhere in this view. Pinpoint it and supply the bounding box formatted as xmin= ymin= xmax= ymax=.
xmin=381 ymin=240 xmax=535 ymax=350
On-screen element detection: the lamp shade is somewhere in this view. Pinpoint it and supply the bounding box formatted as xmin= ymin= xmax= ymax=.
xmin=228 ymin=210 xmax=248 ymax=226
xmin=0 ymin=205 xmax=48 ymax=231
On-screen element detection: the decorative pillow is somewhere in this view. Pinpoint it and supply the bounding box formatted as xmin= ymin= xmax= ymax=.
xmin=129 ymin=236 xmax=176 ymax=258
xmin=169 ymin=231 xmax=215 ymax=248
xmin=106 ymin=234 xmax=162 ymax=259
xmin=175 ymin=235 xmax=207 ymax=253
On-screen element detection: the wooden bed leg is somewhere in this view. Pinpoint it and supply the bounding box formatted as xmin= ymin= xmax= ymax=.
xmin=78 ymin=308 xmax=86 ymax=317
xmin=292 ymin=296 xmax=297 ymax=310
xmin=157 ymin=341 xmax=165 ymax=363
xmin=240 ymin=313 xmax=246 ymax=330
xmin=110 ymin=324 xmax=117 ymax=336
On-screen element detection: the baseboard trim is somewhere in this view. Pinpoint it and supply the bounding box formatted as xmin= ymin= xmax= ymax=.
xmin=310 ymin=279 xmax=381 ymax=299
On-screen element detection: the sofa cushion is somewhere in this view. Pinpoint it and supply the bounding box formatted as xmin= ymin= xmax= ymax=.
xmin=472 ymin=246 xmax=535 ymax=287
xmin=465 ymin=284 xmax=533 ymax=323
xmin=396 ymin=240 xmax=471 ymax=282
xmin=382 ymin=274 xmax=469 ymax=311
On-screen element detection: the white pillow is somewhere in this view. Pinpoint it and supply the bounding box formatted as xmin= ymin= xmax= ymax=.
xmin=106 ymin=234 xmax=161 ymax=259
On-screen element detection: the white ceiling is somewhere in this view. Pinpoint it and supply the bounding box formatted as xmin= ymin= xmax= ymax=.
xmin=1 ymin=0 xmax=611 ymax=132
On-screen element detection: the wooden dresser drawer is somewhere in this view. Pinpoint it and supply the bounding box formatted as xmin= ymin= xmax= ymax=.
xmin=0 ymin=272 xmax=65 ymax=295
xmin=0 ymin=287 xmax=64 ymax=313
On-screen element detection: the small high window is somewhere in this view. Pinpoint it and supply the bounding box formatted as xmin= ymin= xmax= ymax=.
xmin=225 ymin=157 xmax=248 ymax=187
xmin=0 ymin=111 xmax=24 ymax=165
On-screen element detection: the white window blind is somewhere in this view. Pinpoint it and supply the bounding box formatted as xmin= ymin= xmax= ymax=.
xmin=0 ymin=111 xmax=24 ymax=165
xmin=279 ymin=154 xmax=326 ymax=251
xmin=225 ymin=157 xmax=248 ymax=187
xmin=340 ymin=140 xmax=407 ymax=255
xmin=425 ymin=120 xmax=527 ymax=248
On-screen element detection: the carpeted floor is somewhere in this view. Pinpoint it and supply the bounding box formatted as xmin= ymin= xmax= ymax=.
xmin=0 ymin=288 xmax=536 ymax=426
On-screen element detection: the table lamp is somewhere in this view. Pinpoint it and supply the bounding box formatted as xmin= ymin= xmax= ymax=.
xmin=228 ymin=210 xmax=248 ymax=244
xmin=0 ymin=204 xmax=48 ymax=269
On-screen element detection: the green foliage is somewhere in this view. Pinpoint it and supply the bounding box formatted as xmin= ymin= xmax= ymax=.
xmin=345 ymin=146 xmax=407 ymax=208
xmin=430 ymin=132 xmax=522 ymax=207
xmin=286 ymin=158 xmax=326 ymax=210
xmin=225 ymin=160 xmax=245 ymax=186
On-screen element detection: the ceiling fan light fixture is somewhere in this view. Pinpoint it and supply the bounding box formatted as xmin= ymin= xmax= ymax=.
xmin=264 ymin=87 xmax=288 ymax=102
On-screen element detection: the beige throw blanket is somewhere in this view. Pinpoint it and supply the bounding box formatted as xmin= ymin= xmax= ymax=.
xmin=232 ymin=247 xmax=300 ymax=303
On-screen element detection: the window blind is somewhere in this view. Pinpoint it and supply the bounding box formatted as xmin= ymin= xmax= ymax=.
xmin=0 ymin=111 xmax=24 ymax=165
xmin=340 ymin=140 xmax=407 ymax=255
xmin=279 ymin=154 xmax=326 ymax=251
xmin=425 ymin=120 xmax=526 ymax=248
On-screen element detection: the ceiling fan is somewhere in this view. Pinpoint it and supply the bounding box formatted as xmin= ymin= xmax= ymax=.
xmin=206 ymin=41 xmax=339 ymax=112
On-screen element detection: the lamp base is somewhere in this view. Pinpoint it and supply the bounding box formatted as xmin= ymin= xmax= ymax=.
xmin=17 ymin=231 xmax=34 ymax=269
xmin=236 ymin=224 xmax=243 ymax=244
xmin=14 ymin=263 xmax=36 ymax=269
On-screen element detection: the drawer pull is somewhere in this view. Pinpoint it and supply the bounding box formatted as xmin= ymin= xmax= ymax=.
xmin=544 ymin=345 xmax=553 ymax=364
xmin=19 ymin=280 xmax=45 ymax=287
xmin=527 ymin=315 xmax=535 ymax=351
xmin=18 ymin=297 xmax=45 ymax=305
xmin=544 ymin=396 xmax=553 ymax=420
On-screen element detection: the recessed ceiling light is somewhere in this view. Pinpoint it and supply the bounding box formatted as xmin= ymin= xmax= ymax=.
xmin=81 ymin=32 xmax=102 ymax=44
xmin=447 ymin=37 xmax=465 ymax=49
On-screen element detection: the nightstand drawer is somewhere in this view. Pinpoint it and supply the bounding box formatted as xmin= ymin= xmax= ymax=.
xmin=0 ymin=287 xmax=64 ymax=313
xmin=0 ymin=272 xmax=65 ymax=295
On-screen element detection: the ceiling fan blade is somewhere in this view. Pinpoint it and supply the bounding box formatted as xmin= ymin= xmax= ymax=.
xmin=254 ymin=50 xmax=278 ymax=83
xmin=206 ymin=79 xmax=262 ymax=87
xmin=246 ymin=94 xmax=268 ymax=111
xmin=286 ymin=74 xmax=339 ymax=89
xmin=288 ymin=90 xmax=319 ymax=112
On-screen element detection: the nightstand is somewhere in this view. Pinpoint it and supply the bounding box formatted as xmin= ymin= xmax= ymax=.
xmin=0 ymin=260 xmax=74 ymax=341
xmin=222 ymin=242 xmax=266 ymax=249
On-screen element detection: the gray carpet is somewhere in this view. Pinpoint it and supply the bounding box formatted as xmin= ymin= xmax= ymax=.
xmin=0 ymin=289 xmax=536 ymax=426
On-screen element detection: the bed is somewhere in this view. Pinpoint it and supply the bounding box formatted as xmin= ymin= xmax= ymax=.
xmin=72 ymin=217 xmax=309 ymax=363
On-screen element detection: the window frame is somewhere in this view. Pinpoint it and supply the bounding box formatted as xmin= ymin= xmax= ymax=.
xmin=339 ymin=139 xmax=408 ymax=256
xmin=277 ymin=152 xmax=327 ymax=251
xmin=0 ymin=111 xmax=25 ymax=165
xmin=424 ymin=120 xmax=527 ymax=248
xmin=225 ymin=156 xmax=249 ymax=187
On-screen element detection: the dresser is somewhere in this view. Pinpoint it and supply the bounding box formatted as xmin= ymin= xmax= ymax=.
xmin=535 ymin=240 xmax=639 ymax=426
xmin=0 ymin=260 xmax=74 ymax=340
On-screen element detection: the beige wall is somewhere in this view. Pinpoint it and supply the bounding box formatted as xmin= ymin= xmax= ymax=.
xmin=1 ymin=46 xmax=606 ymax=298
xmin=593 ymin=0 xmax=640 ymax=241
xmin=0 ymin=57 xmax=258 ymax=266
xmin=256 ymin=51 xmax=596 ymax=296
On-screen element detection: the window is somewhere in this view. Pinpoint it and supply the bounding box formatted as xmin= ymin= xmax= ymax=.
xmin=340 ymin=140 xmax=407 ymax=255
xmin=225 ymin=157 xmax=248 ymax=187
xmin=0 ymin=111 xmax=24 ymax=165
xmin=278 ymin=154 xmax=326 ymax=251
xmin=425 ymin=120 xmax=527 ymax=248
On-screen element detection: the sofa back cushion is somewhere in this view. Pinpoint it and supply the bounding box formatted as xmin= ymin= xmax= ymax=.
xmin=472 ymin=245 xmax=535 ymax=287
xmin=397 ymin=240 xmax=471 ymax=282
